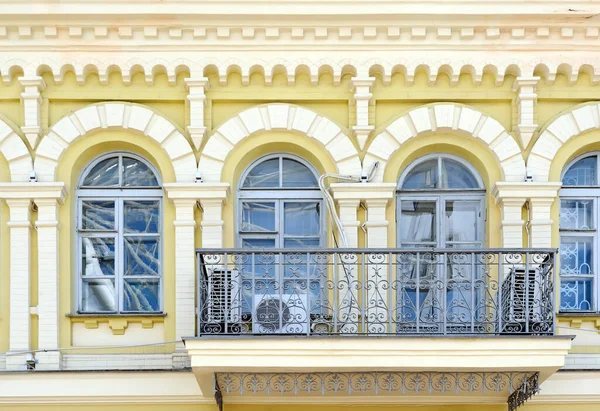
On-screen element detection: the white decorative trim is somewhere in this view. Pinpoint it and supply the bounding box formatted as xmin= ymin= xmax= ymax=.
xmin=513 ymin=76 xmax=540 ymax=149
xmin=364 ymin=103 xmax=526 ymax=182
xmin=350 ymin=77 xmax=375 ymax=150
xmin=19 ymin=76 xmax=45 ymax=149
xmin=198 ymin=103 xmax=362 ymax=182
xmin=185 ymin=77 xmax=209 ymax=150
xmin=0 ymin=371 xmax=211 ymax=404
xmin=34 ymin=102 xmax=197 ymax=182
xmin=530 ymin=102 xmax=600 ymax=182
xmin=0 ymin=117 xmax=32 ymax=182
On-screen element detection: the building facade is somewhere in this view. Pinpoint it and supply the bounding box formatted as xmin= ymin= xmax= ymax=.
xmin=1 ymin=1 xmax=600 ymax=410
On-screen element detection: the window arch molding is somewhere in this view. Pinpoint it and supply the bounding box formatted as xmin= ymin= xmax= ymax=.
xmin=75 ymin=151 xmax=164 ymax=314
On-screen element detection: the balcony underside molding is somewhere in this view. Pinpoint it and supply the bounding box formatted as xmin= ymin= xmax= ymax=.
xmin=185 ymin=336 xmax=572 ymax=403
xmin=214 ymin=370 xmax=540 ymax=410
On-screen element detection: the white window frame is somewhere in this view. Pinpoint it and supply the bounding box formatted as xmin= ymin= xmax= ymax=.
xmin=396 ymin=153 xmax=486 ymax=248
xmin=559 ymin=152 xmax=600 ymax=312
xmin=76 ymin=152 xmax=164 ymax=314
xmin=237 ymin=153 xmax=326 ymax=248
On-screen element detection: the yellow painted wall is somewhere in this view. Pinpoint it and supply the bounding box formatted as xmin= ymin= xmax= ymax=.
xmin=2 ymin=67 xmax=600 ymax=355
xmin=54 ymin=131 xmax=177 ymax=353
xmin=0 ymin=153 xmax=9 ymax=353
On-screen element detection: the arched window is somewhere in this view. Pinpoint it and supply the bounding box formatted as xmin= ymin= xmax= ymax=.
xmin=396 ymin=154 xmax=485 ymax=248
xmin=559 ymin=153 xmax=600 ymax=312
xmin=236 ymin=154 xmax=325 ymax=329
xmin=77 ymin=152 xmax=162 ymax=313
xmin=396 ymin=154 xmax=485 ymax=327
xmin=238 ymin=154 xmax=323 ymax=249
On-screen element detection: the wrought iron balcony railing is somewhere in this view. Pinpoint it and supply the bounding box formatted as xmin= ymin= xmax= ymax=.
xmin=197 ymin=248 xmax=556 ymax=336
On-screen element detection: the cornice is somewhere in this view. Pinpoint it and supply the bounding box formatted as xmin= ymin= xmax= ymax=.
xmin=0 ymin=1 xmax=599 ymax=18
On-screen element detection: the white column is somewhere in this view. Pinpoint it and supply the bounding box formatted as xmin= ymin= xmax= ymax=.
xmin=199 ymin=199 xmax=225 ymax=249
xmin=5 ymin=199 xmax=31 ymax=370
xmin=513 ymin=76 xmax=540 ymax=148
xmin=185 ymin=77 xmax=209 ymax=150
xmin=331 ymin=183 xmax=396 ymax=334
xmin=19 ymin=76 xmax=45 ymax=149
xmin=529 ymin=198 xmax=556 ymax=248
xmin=337 ymin=199 xmax=360 ymax=247
xmin=364 ymin=199 xmax=390 ymax=248
xmin=172 ymin=199 xmax=198 ymax=346
xmin=365 ymin=198 xmax=392 ymax=333
xmin=350 ymin=77 xmax=375 ymax=150
xmin=164 ymin=183 xmax=229 ymax=360
xmin=493 ymin=182 xmax=561 ymax=248
xmin=497 ymin=198 xmax=525 ymax=248
xmin=34 ymin=196 xmax=64 ymax=370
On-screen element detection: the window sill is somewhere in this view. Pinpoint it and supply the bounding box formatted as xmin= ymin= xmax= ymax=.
xmin=67 ymin=313 xmax=166 ymax=335
xmin=557 ymin=312 xmax=600 ymax=317
xmin=66 ymin=312 xmax=166 ymax=318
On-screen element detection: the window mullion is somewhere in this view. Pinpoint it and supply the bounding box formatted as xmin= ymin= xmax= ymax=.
xmin=117 ymin=198 xmax=124 ymax=313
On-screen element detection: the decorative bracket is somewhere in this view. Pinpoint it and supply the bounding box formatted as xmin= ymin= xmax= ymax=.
xmin=350 ymin=76 xmax=375 ymax=150
xmin=19 ymin=76 xmax=46 ymax=149
xmin=513 ymin=76 xmax=540 ymax=149
xmin=185 ymin=77 xmax=209 ymax=150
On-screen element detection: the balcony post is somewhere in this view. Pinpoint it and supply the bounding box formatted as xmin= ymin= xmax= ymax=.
xmin=163 ymin=183 xmax=230 ymax=364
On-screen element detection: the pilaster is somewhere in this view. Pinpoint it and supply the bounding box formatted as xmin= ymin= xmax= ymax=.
xmin=185 ymin=77 xmax=209 ymax=150
xmin=34 ymin=187 xmax=67 ymax=370
xmin=19 ymin=76 xmax=46 ymax=149
xmin=5 ymin=198 xmax=31 ymax=370
xmin=350 ymin=77 xmax=375 ymax=150
xmin=336 ymin=199 xmax=360 ymax=247
xmin=331 ymin=182 xmax=396 ymax=248
xmin=493 ymin=182 xmax=561 ymax=248
xmin=163 ymin=182 xmax=230 ymax=350
xmin=513 ymin=76 xmax=540 ymax=149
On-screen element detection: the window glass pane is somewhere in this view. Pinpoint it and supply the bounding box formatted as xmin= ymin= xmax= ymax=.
xmin=560 ymin=199 xmax=594 ymax=230
xmin=560 ymin=236 xmax=594 ymax=275
xmin=124 ymin=200 xmax=160 ymax=233
xmin=402 ymin=159 xmax=438 ymax=189
xmin=241 ymin=238 xmax=276 ymax=249
xmin=400 ymin=201 xmax=436 ymax=242
xmin=284 ymin=238 xmax=320 ymax=248
xmin=81 ymin=278 xmax=116 ymax=311
xmin=282 ymin=159 xmax=318 ymax=188
xmin=125 ymin=237 xmax=160 ymax=276
xmin=242 ymin=158 xmax=280 ymax=188
xmin=81 ymin=238 xmax=115 ymax=276
xmin=82 ymin=157 xmax=120 ymax=187
xmin=442 ymin=159 xmax=480 ymax=189
xmin=284 ymin=202 xmax=320 ymax=236
xmin=445 ymin=200 xmax=480 ymax=242
xmin=123 ymin=157 xmax=159 ymax=187
xmin=563 ymin=156 xmax=597 ymax=186
xmin=81 ymin=201 xmax=115 ymax=230
xmin=123 ymin=278 xmax=160 ymax=312
xmin=241 ymin=202 xmax=276 ymax=232
xmin=560 ymin=278 xmax=593 ymax=311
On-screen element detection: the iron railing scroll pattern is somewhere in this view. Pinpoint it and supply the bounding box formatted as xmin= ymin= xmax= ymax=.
xmin=197 ymin=249 xmax=555 ymax=336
